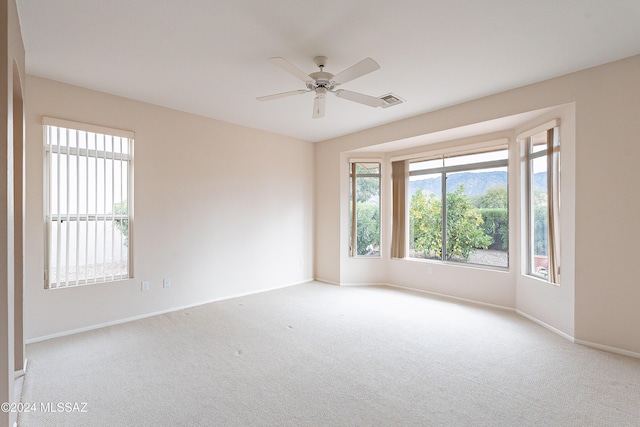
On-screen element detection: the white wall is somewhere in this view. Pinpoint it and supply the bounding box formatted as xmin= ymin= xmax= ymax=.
xmin=315 ymin=55 xmax=640 ymax=355
xmin=24 ymin=76 xmax=315 ymax=340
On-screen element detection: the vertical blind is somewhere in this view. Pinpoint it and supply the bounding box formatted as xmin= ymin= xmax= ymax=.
xmin=44 ymin=118 xmax=133 ymax=289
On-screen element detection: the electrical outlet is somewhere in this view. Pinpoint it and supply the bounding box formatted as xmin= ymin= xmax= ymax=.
xmin=428 ymin=266 xmax=433 ymax=274
xmin=163 ymin=278 xmax=171 ymax=288
xmin=141 ymin=281 xmax=150 ymax=291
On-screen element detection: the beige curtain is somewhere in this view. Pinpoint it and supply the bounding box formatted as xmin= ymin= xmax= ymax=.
xmin=391 ymin=161 xmax=406 ymax=258
xmin=547 ymin=128 xmax=561 ymax=283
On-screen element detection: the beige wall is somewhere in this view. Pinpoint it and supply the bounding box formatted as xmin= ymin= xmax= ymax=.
xmin=315 ymin=55 xmax=640 ymax=355
xmin=24 ymin=76 xmax=315 ymax=340
xmin=571 ymin=59 xmax=640 ymax=353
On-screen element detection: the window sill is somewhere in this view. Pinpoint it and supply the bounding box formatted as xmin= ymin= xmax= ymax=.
xmin=398 ymin=256 xmax=510 ymax=273
xmin=523 ymin=273 xmax=560 ymax=287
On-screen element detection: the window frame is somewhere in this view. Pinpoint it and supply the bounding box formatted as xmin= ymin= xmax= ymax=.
xmin=524 ymin=124 xmax=560 ymax=284
xmin=43 ymin=117 xmax=134 ymax=289
xmin=407 ymin=146 xmax=509 ymax=269
xmin=349 ymin=160 xmax=382 ymax=258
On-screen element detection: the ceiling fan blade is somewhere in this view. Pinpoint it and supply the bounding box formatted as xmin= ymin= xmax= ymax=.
xmin=269 ymin=57 xmax=312 ymax=82
xmin=334 ymin=89 xmax=384 ymax=107
xmin=332 ymin=58 xmax=380 ymax=85
xmin=256 ymin=90 xmax=308 ymax=101
xmin=312 ymin=94 xmax=326 ymax=118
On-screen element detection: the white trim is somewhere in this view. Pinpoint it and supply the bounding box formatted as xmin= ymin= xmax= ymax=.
xmin=347 ymin=157 xmax=383 ymax=164
xmin=314 ymin=278 xmax=340 ymax=286
xmin=516 ymin=310 xmax=575 ymax=342
xmin=574 ymin=339 xmax=640 ymax=360
xmin=42 ymin=116 xmax=135 ymax=139
xmin=339 ymin=282 xmax=389 ymax=287
xmin=384 ymin=283 xmax=515 ymax=312
xmin=516 ymin=119 xmax=559 ymax=141
xmin=517 ymin=310 xmax=640 ymax=360
xmin=26 ymin=279 xmax=313 ymax=344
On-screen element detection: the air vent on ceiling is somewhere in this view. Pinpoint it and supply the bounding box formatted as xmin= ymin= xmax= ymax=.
xmin=379 ymin=93 xmax=404 ymax=108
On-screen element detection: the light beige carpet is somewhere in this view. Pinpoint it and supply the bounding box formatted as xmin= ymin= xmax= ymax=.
xmin=18 ymin=282 xmax=640 ymax=426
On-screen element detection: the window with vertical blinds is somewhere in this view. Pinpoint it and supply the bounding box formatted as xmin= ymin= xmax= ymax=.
xmin=44 ymin=118 xmax=133 ymax=289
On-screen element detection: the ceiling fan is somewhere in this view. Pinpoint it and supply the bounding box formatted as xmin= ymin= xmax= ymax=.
xmin=257 ymin=56 xmax=384 ymax=118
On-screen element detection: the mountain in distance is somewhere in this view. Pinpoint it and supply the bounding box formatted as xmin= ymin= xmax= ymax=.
xmin=410 ymin=171 xmax=547 ymax=198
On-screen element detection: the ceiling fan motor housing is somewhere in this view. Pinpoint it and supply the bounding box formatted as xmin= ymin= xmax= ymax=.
xmin=307 ymin=71 xmax=336 ymax=91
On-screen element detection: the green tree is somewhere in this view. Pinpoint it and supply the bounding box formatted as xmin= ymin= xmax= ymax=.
xmin=474 ymin=186 xmax=508 ymax=251
xmin=112 ymin=200 xmax=129 ymax=247
xmin=533 ymin=203 xmax=548 ymax=255
xmin=356 ymin=202 xmax=379 ymax=255
xmin=474 ymin=186 xmax=507 ymax=209
xmin=353 ymin=164 xmax=379 ymax=203
xmin=446 ymin=186 xmax=493 ymax=260
xmin=410 ymin=190 xmax=442 ymax=258
xmin=479 ymin=208 xmax=508 ymax=250
xmin=410 ymin=186 xmax=492 ymax=260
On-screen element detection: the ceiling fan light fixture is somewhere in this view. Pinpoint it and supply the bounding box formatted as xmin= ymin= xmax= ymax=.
xmin=313 ymin=88 xmax=327 ymax=118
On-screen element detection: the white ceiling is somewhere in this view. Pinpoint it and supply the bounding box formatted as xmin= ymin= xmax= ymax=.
xmin=16 ymin=0 xmax=640 ymax=142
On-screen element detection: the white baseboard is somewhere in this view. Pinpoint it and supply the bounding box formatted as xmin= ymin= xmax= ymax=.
xmin=574 ymin=338 xmax=640 ymax=359
xmin=313 ymin=277 xmax=340 ymax=286
xmin=318 ymin=280 xmax=513 ymax=313
xmin=516 ymin=310 xmax=575 ymax=342
xmin=339 ymin=282 xmax=389 ymax=287
xmin=385 ymin=283 xmax=515 ymax=312
xmin=515 ymin=310 xmax=640 ymax=360
xmin=26 ymin=279 xmax=313 ymax=344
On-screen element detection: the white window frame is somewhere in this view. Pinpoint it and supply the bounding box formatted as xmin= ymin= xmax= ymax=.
xmin=44 ymin=117 xmax=134 ymax=289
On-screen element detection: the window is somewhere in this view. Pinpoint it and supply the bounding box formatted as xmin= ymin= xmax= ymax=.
xmin=349 ymin=162 xmax=381 ymax=257
xmin=44 ymin=118 xmax=133 ymax=288
xmin=525 ymin=125 xmax=560 ymax=283
xmin=407 ymin=147 xmax=509 ymax=268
